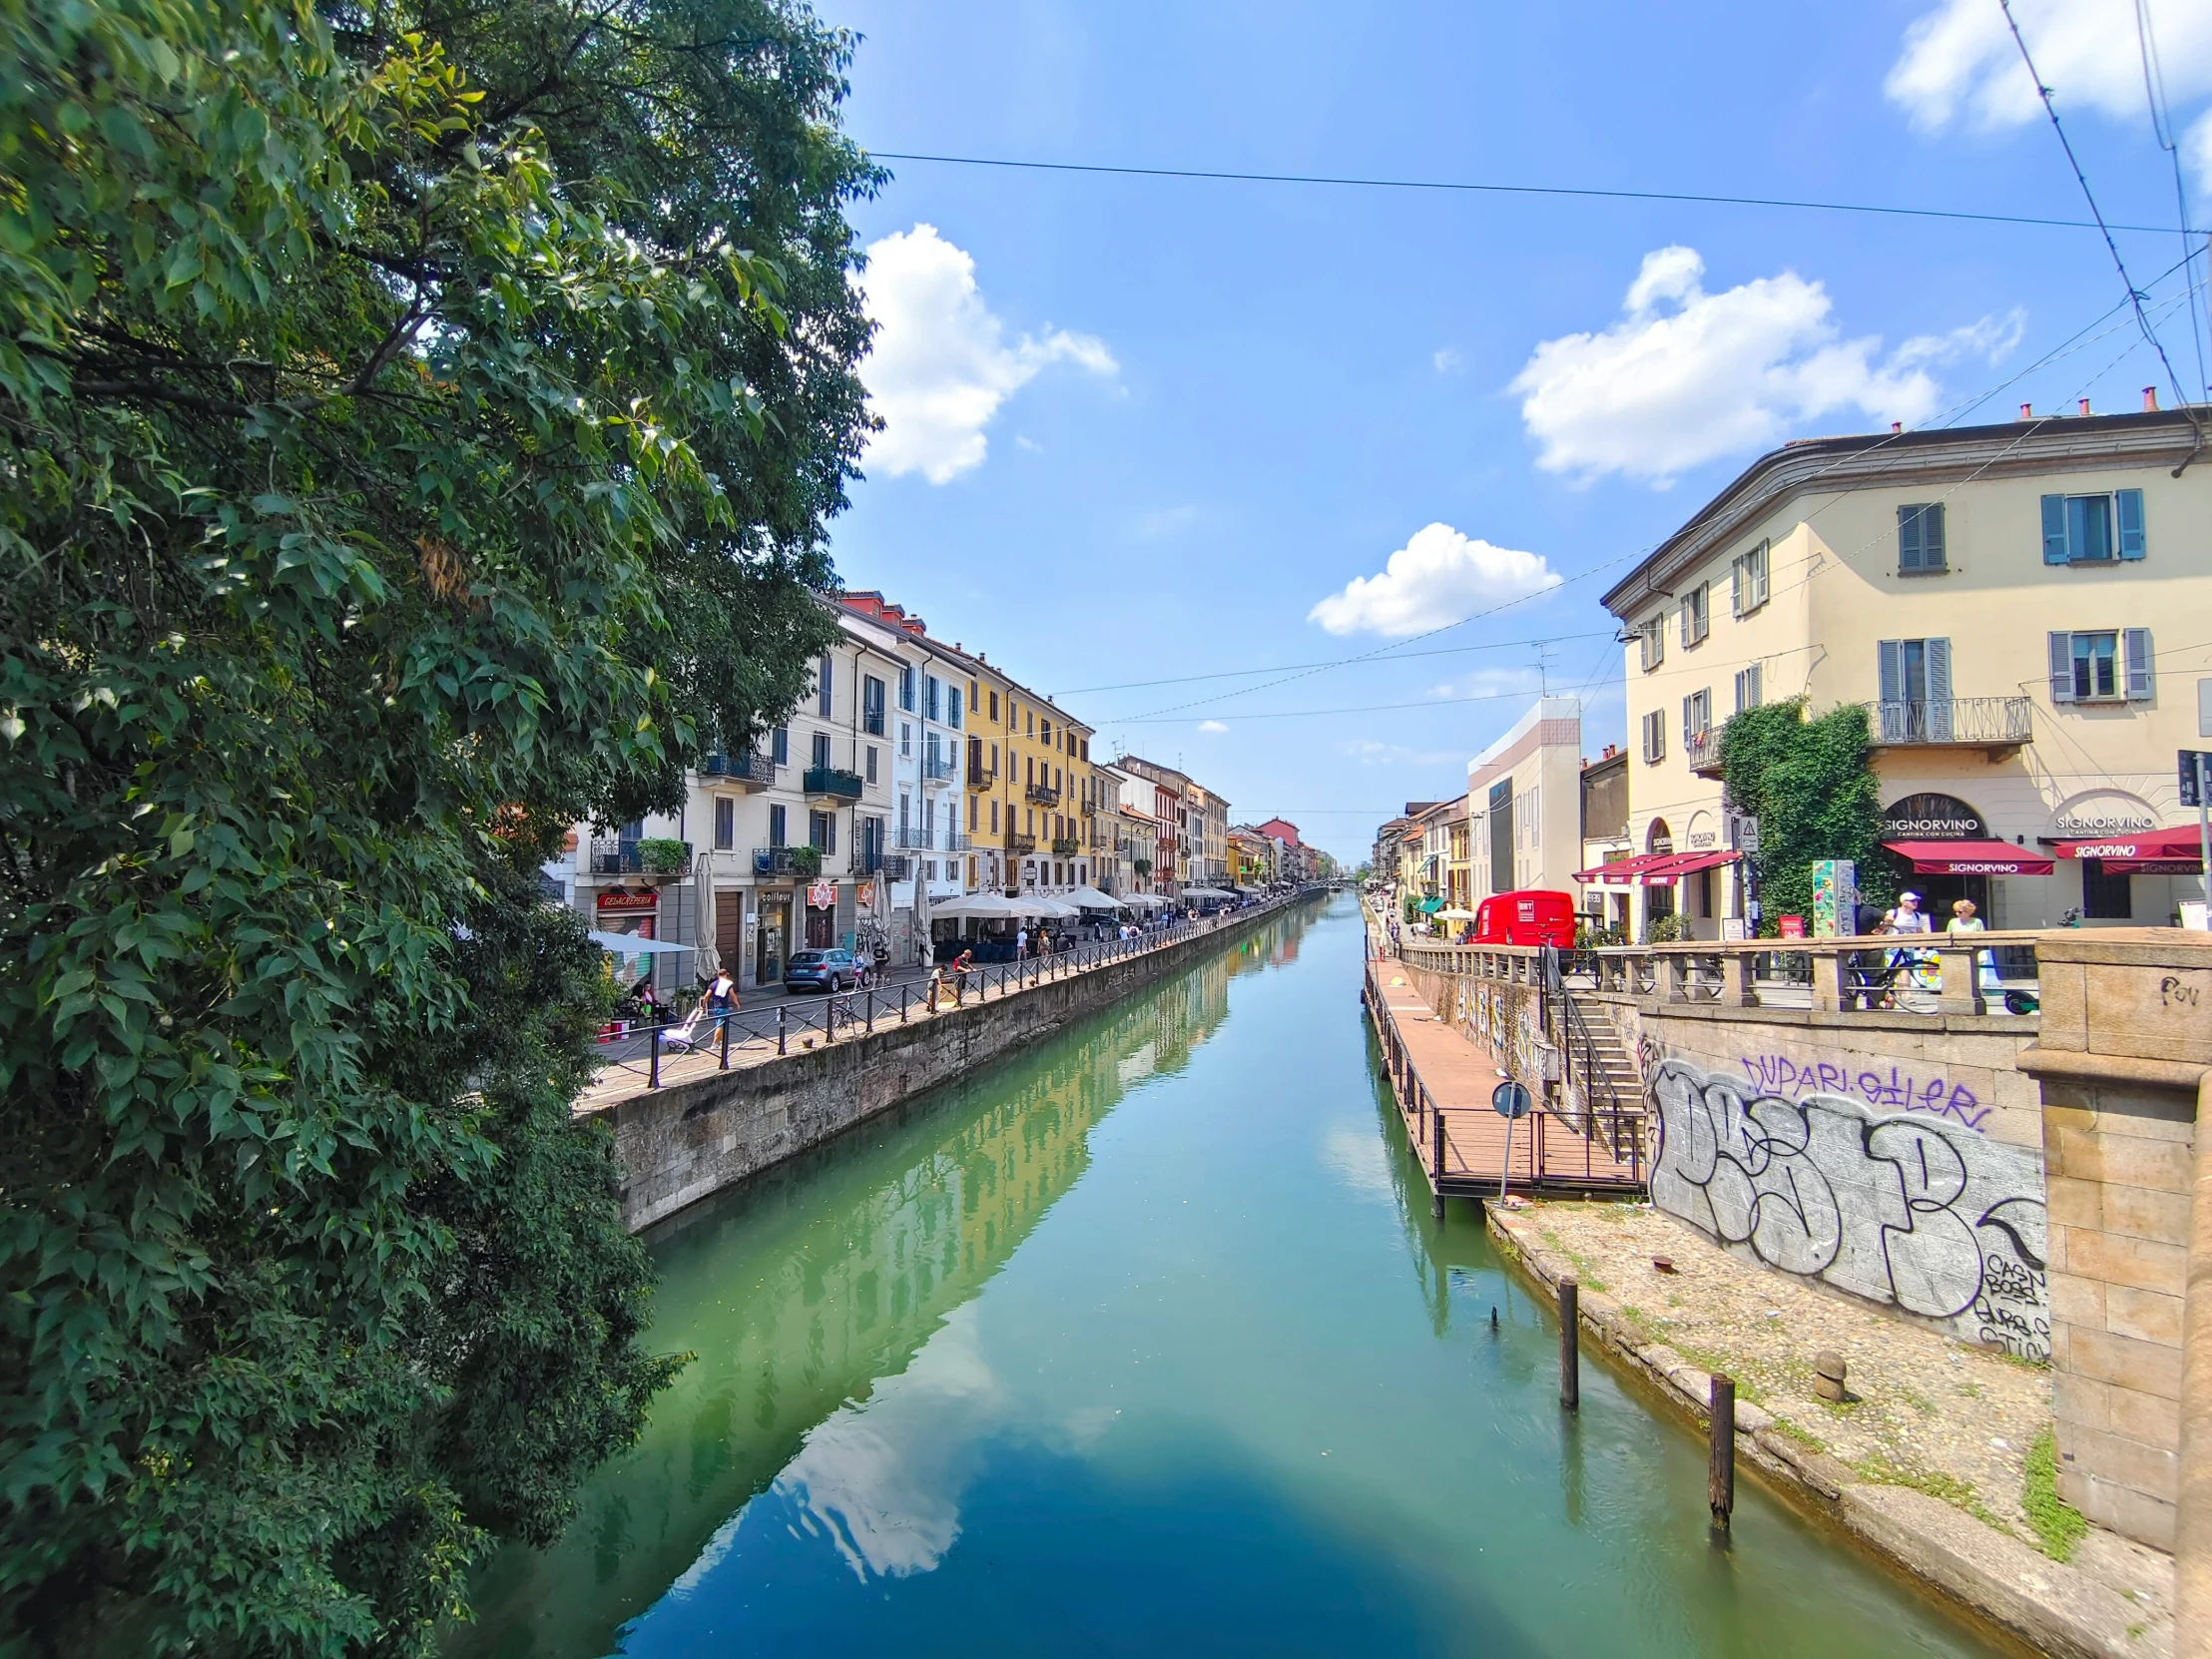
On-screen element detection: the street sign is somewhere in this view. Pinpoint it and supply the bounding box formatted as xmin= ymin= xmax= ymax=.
xmin=1491 ymin=1080 xmax=1533 ymax=1119
xmin=1729 ymin=815 xmax=1761 ymax=852
xmin=2181 ymin=751 xmax=2212 ymax=809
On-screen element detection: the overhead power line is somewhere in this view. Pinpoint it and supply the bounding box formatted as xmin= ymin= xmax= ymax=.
xmin=870 ymin=150 xmax=2203 ymax=238
xmin=2134 ymin=0 xmax=2212 ymax=398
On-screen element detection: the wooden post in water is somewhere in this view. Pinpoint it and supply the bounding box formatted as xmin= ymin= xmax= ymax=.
xmin=1709 ymin=1375 xmax=1736 ymax=1529
xmin=1559 ymin=1279 xmax=1580 ymax=1409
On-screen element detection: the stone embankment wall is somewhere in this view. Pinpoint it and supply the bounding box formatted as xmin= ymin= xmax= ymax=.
xmin=594 ymin=895 xmax=1320 ymax=1232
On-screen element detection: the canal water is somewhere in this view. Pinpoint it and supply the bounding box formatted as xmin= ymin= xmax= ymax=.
xmin=459 ymin=893 xmax=2008 ymax=1659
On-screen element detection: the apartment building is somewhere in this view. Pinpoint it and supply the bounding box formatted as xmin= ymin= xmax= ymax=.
xmin=1115 ymin=756 xmax=1193 ymax=897
xmin=1602 ymin=399 xmax=2212 ymax=938
xmin=1462 ymin=697 xmax=1585 ymax=899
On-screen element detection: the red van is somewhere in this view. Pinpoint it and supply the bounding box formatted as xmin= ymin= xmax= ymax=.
xmin=1473 ymin=889 xmax=1577 ymax=947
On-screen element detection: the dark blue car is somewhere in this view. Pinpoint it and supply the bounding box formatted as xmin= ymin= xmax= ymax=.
xmin=784 ymin=948 xmax=859 ymax=993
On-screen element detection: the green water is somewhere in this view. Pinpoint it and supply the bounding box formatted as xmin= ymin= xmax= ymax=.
xmin=459 ymin=894 xmax=2010 ymax=1658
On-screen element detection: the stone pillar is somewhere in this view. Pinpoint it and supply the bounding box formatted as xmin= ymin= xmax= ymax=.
xmin=2018 ymin=928 xmax=2212 ymax=1561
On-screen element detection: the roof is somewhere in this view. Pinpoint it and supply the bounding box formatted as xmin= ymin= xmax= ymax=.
xmin=835 ymin=593 xmax=1094 ymax=736
xmin=1599 ymin=405 xmax=2209 ymax=619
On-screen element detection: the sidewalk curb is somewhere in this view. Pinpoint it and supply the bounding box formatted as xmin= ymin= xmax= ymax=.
xmin=1484 ymin=1206 xmax=2169 ymax=1659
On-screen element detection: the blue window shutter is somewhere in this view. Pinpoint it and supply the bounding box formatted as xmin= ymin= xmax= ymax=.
xmin=2041 ymin=495 xmax=2068 ymax=564
xmin=1898 ymin=506 xmax=1922 ymax=570
xmin=1926 ymin=637 xmax=1951 ymax=704
xmin=1925 ymin=503 xmax=1946 ymax=569
xmin=2124 ymin=629 xmax=2153 ymax=700
xmin=2117 ymin=489 xmax=2146 ymax=559
xmin=2048 ymin=633 xmax=2074 ymax=703
xmin=1878 ymin=640 xmax=1904 ymax=705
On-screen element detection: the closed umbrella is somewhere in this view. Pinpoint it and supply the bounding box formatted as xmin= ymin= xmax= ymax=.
xmin=692 ymin=849 xmax=721 ymax=977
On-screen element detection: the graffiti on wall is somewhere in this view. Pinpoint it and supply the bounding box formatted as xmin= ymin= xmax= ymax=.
xmin=1736 ymin=1053 xmax=1988 ymax=1130
xmin=1648 ymin=1058 xmax=2048 ymax=1361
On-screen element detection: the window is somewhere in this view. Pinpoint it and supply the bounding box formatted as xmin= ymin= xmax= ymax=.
xmin=772 ymin=725 xmax=789 ymax=764
xmin=2081 ymin=858 xmax=2134 ymax=920
xmin=2049 ymin=630 xmax=2152 ymax=703
xmin=990 ymin=799 xmax=999 ymax=832
xmin=898 ymin=794 xmax=909 ymax=836
xmin=1026 ymin=756 xmax=1035 ymax=786
xmin=768 ymin=803 xmax=788 ymax=847
xmin=811 ymin=731 xmax=830 ymax=770
xmin=714 ymin=797 xmax=735 ymax=850
xmin=2042 ymin=489 xmax=2145 ymax=564
xmin=898 ymin=667 xmax=914 ymax=712
xmin=862 ymin=675 xmax=885 ymax=735
xmin=1080 ymin=738 xmax=1090 ymax=762
xmin=1877 ymin=638 xmax=1950 ymax=707
xmin=1734 ymin=664 xmax=1763 ymax=713
xmin=1730 ymin=541 xmax=1770 ymax=617
xmin=1026 ymin=709 xmax=1034 ymax=736
xmin=809 ymin=811 xmax=837 ymax=852
xmin=924 ymin=674 xmax=940 ymax=723
xmin=968 ymin=794 xmax=978 ymax=831
xmin=990 ymin=742 xmax=999 ymax=772
xmin=989 ymin=691 xmax=1000 ymax=721
xmin=899 ymin=721 xmax=911 ymax=757
xmin=1679 ymin=584 xmax=1709 ymax=649
xmin=1898 ymin=504 xmax=1946 ymax=574
xmin=817 ymin=654 xmax=833 ymax=717
xmin=865 ymin=746 xmax=878 ymax=784
xmin=948 ymin=687 xmax=962 ymax=730
xmin=863 ymin=816 xmax=883 ymax=863
xmin=1637 ymin=616 xmax=1665 ymax=673
xmin=1041 ymin=718 xmax=1052 ymax=745
xmin=1682 ymin=689 xmax=1712 ymax=746
xmin=1641 ymin=708 xmax=1666 ymax=764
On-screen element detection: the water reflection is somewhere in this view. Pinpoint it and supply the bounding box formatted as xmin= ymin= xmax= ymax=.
xmin=461 ymin=907 xmax=1310 ymax=1658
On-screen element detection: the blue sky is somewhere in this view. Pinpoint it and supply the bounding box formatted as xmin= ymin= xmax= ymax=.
xmin=818 ymin=0 xmax=2212 ymax=864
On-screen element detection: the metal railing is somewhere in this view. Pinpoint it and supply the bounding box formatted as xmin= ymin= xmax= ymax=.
xmin=1867 ymin=697 xmax=2033 ymax=747
xmin=803 ymin=766 xmax=864 ymax=801
xmin=895 ymin=827 xmax=934 ymax=850
xmin=752 ymin=845 xmax=810 ymax=876
xmin=698 ymin=749 xmax=776 ymax=787
xmin=587 ymin=889 xmax=1320 ymax=1094
xmin=590 ymin=838 xmax=693 ymax=877
xmin=922 ymin=753 xmax=960 ymax=784
xmin=1050 ymin=836 xmax=1079 ymax=856
xmin=941 ymin=829 xmax=969 ymax=852
xmin=1025 ymin=783 xmax=1059 ymax=807
xmin=1683 ymin=727 xmax=1721 ymax=774
xmin=1004 ymin=831 xmax=1037 ymax=854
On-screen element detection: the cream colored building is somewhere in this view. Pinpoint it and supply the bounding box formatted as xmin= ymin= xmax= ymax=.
xmin=1466 ymin=696 xmax=1586 ymax=900
xmin=1602 ymin=402 xmax=2212 ymax=938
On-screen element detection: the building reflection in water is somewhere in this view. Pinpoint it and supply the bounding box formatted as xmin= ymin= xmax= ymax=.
xmin=461 ymin=908 xmax=1312 ymax=1659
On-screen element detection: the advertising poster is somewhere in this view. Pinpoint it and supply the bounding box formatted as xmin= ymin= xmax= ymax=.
xmin=1810 ymin=859 xmax=1855 ymax=939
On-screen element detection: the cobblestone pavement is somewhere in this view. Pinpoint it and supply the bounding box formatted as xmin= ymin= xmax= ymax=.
xmin=1524 ymin=1199 xmax=2055 ymax=1534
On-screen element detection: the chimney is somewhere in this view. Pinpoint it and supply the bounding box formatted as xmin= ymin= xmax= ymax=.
xmin=2020 ymin=402 xmax=2032 ymax=418
xmin=2079 ymin=397 xmax=2091 ymax=417
xmin=2145 ymin=385 xmax=2160 ymax=412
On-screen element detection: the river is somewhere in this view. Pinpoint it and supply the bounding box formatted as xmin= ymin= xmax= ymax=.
xmin=457 ymin=893 xmax=2008 ymax=1658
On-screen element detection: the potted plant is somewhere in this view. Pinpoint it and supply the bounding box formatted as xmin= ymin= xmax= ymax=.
xmin=1133 ymin=857 xmax=1151 ymax=878
xmin=789 ymin=843 xmax=823 ymax=877
xmin=636 ymin=836 xmax=689 ymax=873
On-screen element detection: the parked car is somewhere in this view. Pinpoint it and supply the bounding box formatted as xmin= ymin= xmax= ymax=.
xmin=1473 ymin=889 xmax=1577 ymax=948
xmin=785 ymin=947 xmax=861 ymax=993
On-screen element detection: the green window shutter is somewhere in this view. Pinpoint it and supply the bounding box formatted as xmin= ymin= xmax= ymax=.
xmin=2048 ymin=633 xmax=2075 ymax=703
xmin=2041 ymin=495 xmax=2068 ymax=564
xmin=1898 ymin=505 xmax=1923 ymax=571
xmin=2116 ymin=489 xmax=2146 ymax=560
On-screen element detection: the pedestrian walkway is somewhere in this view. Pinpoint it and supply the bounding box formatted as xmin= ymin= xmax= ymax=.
xmin=1365 ymin=956 xmax=1641 ymax=1199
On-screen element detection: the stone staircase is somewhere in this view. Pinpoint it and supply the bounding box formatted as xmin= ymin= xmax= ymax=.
xmin=1563 ymin=999 xmax=1647 ymax=1166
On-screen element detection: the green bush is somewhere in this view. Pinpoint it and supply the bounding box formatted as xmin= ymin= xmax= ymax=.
xmin=636 ymin=836 xmax=690 ymax=872
xmin=790 ymin=844 xmax=824 ymax=876
xmin=1719 ymin=699 xmax=1894 ymax=935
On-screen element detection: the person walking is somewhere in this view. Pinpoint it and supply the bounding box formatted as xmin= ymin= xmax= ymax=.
xmin=705 ymin=965 xmax=738 ymax=1039
xmin=1946 ymin=897 xmax=2001 ymax=995
xmin=1015 ymin=925 xmax=1028 ymax=960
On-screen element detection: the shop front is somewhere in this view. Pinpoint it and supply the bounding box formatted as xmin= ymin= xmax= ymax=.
xmin=594 ymin=885 xmax=664 ymax=994
xmin=804 ymin=879 xmax=837 ymax=949
xmin=1879 ymin=792 xmax=2052 ymax=925
xmin=755 ymin=888 xmax=792 ymax=987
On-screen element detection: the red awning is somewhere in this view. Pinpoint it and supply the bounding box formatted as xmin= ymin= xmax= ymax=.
xmin=1573 ymin=849 xmax=1740 ymax=885
xmin=1883 ymin=838 xmax=2055 ymax=876
xmin=2106 ymin=857 xmax=2204 ymax=876
xmin=2050 ymin=828 xmax=2206 ymax=861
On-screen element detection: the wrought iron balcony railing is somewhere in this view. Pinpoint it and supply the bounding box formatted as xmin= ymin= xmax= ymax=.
xmin=589 ymin=838 xmax=692 ymax=877
xmin=1025 ymin=783 xmax=1060 ymax=807
xmin=922 ymin=752 xmax=960 ymax=784
xmin=1867 ymin=697 xmax=2034 ymax=749
xmin=895 ymin=826 xmax=934 ymax=850
xmin=1685 ymin=727 xmax=1722 ymax=777
xmin=1003 ymin=831 xmax=1037 ymax=855
xmin=803 ymin=766 xmax=864 ymax=803
xmin=698 ymin=749 xmax=776 ymax=790
xmin=1051 ymin=836 xmax=1079 ymax=857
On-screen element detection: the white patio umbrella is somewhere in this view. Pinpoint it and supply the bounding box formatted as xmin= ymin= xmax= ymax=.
xmin=691 ymin=849 xmax=721 ymax=976
xmin=1063 ymin=885 xmax=1126 ymax=910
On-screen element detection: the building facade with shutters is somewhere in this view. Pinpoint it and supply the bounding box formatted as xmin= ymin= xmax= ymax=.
xmin=1601 ymin=401 xmax=2212 ymax=939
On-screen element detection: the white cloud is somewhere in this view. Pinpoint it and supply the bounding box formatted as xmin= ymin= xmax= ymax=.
xmin=1432 ymin=347 xmax=1465 ymax=374
xmin=2189 ymin=109 xmax=2212 ymax=198
xmin=1887 ymin=0 xmax=2212 ymax=134
xmin=1509 ymin=247 xmax=2016 ymax=485
xmin=1198 ymin=720 xmax=1230 ymax=734
xmin=856 ymin=224 xmax=1115 ymax=484
xmin=1308 ymin=523 xmax=1560 ymax=638
xmin=1135 ymin=504 xmax=1201 ymax=540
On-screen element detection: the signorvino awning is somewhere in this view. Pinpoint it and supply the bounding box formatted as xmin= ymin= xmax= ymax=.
xmin=1882 ymin=838 xmax=2055 ymax=876
xmin=1572 ymin=849 xmax=1741 ymax=885
xmin=2050 ymin=828 xmax=2206 ymax=861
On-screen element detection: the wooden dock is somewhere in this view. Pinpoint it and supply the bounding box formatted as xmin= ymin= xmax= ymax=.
xmin=1364 ymin=955 xmax=1643 ymax=1203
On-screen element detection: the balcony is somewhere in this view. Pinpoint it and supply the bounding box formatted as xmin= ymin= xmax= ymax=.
xmin=922 ymin=752 xmax=960 ymax=785
xmin=941 ymin=830 xmax=969 ymax=852
xmin=1004 ymin=830 xmax=1037 ymax=855
xmin=752 ymin=845 xmax=813 ymax=877
xmin=699 ymin=748 xmax=777 ymax=791
xmin=1867 ymin=697 xmax=2033 ymax=757
xmin=858 ymin=848 xmax=910 ymax=878
xmin=895 ymin=826 xmax=934 ymax=850
xmin=965 ymin=740 xmax=996 ymax=790
xmin=589 ymin=837 xmax=693 ymax=878
xmin=803 ymin=765 xmax=864 ymax=804
xmin=1025 ymin=783 xmax=1060 ymax=808
xmin=1051 ymin=836 xmax=1079 ymax=857
xmin=1685 ymin=727 xmax=1723 ymax=779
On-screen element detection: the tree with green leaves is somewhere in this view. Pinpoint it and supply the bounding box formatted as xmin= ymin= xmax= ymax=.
xmin=0 ymin=0 xmax=874 ymax=1650
xmin=1717 ymin=699 xmax=1893 ymax=934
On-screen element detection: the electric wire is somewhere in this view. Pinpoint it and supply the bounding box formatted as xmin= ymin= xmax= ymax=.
xmin=868 ymin=149 xmax=2201 ymax=238
xmin=2133 ymin=0 xmax=2212 ymax=399
xmin=2000 ymin=0 xmax=2193 ymax=414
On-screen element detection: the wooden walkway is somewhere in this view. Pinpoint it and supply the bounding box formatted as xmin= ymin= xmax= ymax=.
xmin=1364 ymin=956 xmax=1643 ymax=1203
